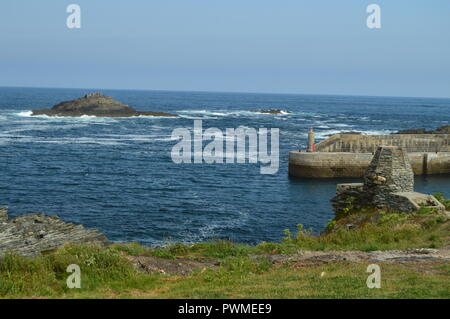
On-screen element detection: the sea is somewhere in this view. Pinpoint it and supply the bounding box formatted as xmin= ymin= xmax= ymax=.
xmin=0 ymin=87 xmax=449 ymax=245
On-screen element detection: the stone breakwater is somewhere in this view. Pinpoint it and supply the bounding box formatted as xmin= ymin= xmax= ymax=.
xmin=289 ymin=130 xmax=450 ymax=178
xmin=0 ymin=207 xmax=107 ymax=257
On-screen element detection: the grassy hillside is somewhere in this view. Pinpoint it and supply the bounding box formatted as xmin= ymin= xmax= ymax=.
xmin=0 ymin=194 xmax=449 ymax=299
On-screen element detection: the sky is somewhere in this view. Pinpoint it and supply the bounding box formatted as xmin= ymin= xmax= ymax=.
xmin=0 ymin=0 xmax=449 ymax=98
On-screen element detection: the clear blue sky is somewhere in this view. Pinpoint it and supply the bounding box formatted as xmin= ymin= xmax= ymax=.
xmin=1 ymin=0 xmax=449 ymax=97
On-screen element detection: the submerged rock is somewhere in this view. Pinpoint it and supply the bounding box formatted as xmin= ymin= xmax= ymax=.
xmin=249 ymin=109 xmax=290 ymax=114
xmin=0 ymin=207 xmax=108 ymax=257
xmin=31 ymin=93 xmax=178 ymax=117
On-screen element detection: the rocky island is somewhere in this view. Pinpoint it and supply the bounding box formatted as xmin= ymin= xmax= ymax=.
xmin=31 ymin=93 xmax=178 ymax=117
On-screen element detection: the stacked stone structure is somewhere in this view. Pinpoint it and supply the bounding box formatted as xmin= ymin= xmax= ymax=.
xmin=331 ymin=146 xmax=445 ymax=214
xmin=363 ymin=146 xmax=414 ymax=207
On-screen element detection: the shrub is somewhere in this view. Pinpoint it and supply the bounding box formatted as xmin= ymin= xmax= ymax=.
xmin=434 ymin=192 xmax=450 ymax=209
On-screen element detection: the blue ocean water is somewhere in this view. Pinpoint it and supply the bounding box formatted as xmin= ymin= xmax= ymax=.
xmin=0 ymin=87 xmax=449 ymax=245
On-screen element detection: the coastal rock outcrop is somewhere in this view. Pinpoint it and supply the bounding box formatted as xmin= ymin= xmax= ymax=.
xmin=31 ymin=93 xmax=178 ymax=117
xmin=395 ymin=124 xmax=450 ymax=134
xmin=0 ymin=207 xmax=108 ymax=257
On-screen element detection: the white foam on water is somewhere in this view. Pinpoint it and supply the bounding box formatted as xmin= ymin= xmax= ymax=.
xmin=0 ymin=135 xmax=129 ymax=146
xmin=360 ymin=129 xmax=393 ymax=135
xmin=179 ymin=115 xmax=218 ymax=120
xmin=149 ymin=125 xmax=166 ymax=130
xmin=153 ymin=136 xmax=175 ymax=142
xmin=135 ymin=115 xmax=180 ymax=119
xmin=177 ymin=110 xmax=228 ymax=116
xmin=314 ymin=130 xmax=343 ymax=139
xmin=13 ymin=111 xmax=175 ymax=122
xmin=13 ymin=111 xmax=116 ymax=124
xmin=16 ymin=111 xmax=33 ymax=117
xmin=200 ymin=209 xmax=249 ymax=241
xmin=177 ymin=109 xmax=292 ymax=118
xmin=42 ymin=137 xmax=125 ymax=145
xmin=282 ymin=131 xmax=308 ymax=138
xmin=315 ymin=128 xmax=393 ymax=139
xmin=180 ymin=208 xmax=249 ymax=244
xmin=97 ymin=134 xmax=174 ymax=142
xmin=4 ymin=123 xmax=89 ymax=133
xmin=177 ymin=110 xmax=224 ymax=119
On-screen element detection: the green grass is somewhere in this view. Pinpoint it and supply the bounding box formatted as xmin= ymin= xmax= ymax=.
xmin=158 ymin=261 xmax=450 ymax=299
xmin=1 ymin=248 xmax=448 ymax=298
xmin=434 ymin=192 xmax=450 ymax=209
xmin=112 ymin=240 xmax=254 ymax=259
xmin=1 ymin=198 xmax=449 ymax=299
xmin=271 ymin=212 xmax=449 ymax=252
xmin=121 ymin=207 xmax=448 ymax=257
xmin=0 ymin=245 xmax=161 ymax=298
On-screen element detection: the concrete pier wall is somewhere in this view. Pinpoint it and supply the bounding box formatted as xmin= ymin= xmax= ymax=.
xmin=289 ymin=151 xmax=450 ymax=178
xmin=315 ymin=134 xmax=450 ymax=153
xmin=289 ymin=133 xmax=450 ymax=178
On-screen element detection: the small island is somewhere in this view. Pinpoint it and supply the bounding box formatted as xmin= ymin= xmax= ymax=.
xmin=31 ymin=93 xmax=178 ymax=117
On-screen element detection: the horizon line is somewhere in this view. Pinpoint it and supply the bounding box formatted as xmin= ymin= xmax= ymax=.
xmin=1 ymin=85 xmax=450 ymax=101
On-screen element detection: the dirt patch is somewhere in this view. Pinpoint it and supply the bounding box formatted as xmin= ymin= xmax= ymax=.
xmin=126 ymin=248 xmax=449 ymax=276
xmin=253 ymin=248 xmax=450 ymax=267
xmin=127 ymin=255 xmax=218 ymax=276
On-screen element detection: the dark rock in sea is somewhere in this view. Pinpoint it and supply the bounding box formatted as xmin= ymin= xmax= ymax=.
xmin=337 ymin=131 xmax=363 ymax=135
xmin=394 ymin=125 xmax=450 ymax=134
xmin=249 ymin=109 xmax=290 ymax=114
xmin=395 ymin=128 xmax=431 ymax=134
xmin=31 ymin=93 xmax=178 ymax=117
xmin=0 ymin=206 xmax=108 ymax=257
xmin=435 ymin=125 xmax=450 ymax=134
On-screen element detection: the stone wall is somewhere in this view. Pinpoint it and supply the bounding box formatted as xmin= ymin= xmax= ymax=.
xmin=0 ymin=207 xmax=7 ymax=222
xmin=288 ymin=151 xmax=450 ymax=178
xmin=315 ymin=133 xmax=450 ymax=153
xmin=364 ymin=146 xmax=414 ymax=196
xmin=363 ymin=147 xmax=414 ymax=207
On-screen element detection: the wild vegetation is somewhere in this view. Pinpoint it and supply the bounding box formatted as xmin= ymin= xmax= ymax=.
xmin=0 ymin=194 xmax=449 ymax=299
